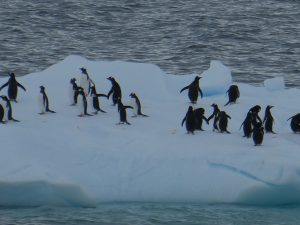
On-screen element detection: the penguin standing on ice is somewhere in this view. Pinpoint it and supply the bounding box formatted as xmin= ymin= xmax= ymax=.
xmin=0 ymin=103 xmax=5 ymax=123
xmin=107 ymin=76 xmax=122 ymax=106
xmin=207 ymin=103 xmax=220 ymax=132
xmin=69 ymin=78 xmax=79 ymax=106
xmin=253 ymin=122 xmax=264 ymax=146
xmin=77 ymin=87 xmax=92 ymax=117
xmin=0 ymin=95 xmax=19 ymax=122
xmin=0 ymin=97 xmax=7 ymax=123
xmin=117 ymin=98 xmax=133 ymax=125
xmin=263 ymin=105 xmax=276 ymax=134
xmin=224 ymin=84 xmax=240 ymax=106
xmin=180 ymin=76 xmax=203 ymax=104
xmin=194 ymin=107 xmax=209 ymax=131
xmin=89 ymin=85 xmax=107 ymax=114
xmin=287 ymin=113 xmax=300 ymax=133
xmin=217 ymin=111 xmax=231 ymax=133
xmin=38 ymin=86 xmax=56 ymax=114
xmin=181 ymin=106 xmax=196 ymax=134
xmin=249 ymin=105 xmax=262 ymax=126
xmin=0 ymin=72 xmax=26 ymax=102
xmin=79 ymin=67 xmax=95 ymax=96
xmin=129 ymin=93 xmax=148 ymax=117
xmin=240 ymin=111 xmax=253 ymax=138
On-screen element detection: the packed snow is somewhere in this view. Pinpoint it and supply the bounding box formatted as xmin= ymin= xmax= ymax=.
xmin=0 ymin=55 xmax=300 ymax=207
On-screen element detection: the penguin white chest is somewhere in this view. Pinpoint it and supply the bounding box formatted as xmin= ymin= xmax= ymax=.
xmin=77 ymin=95 xmax=85 ymax=115
xmin=131 ymin=98 xmax=138 ymax=116
xmin=79 ymin=75 xmax=89 ymax=96
xmin=38 ymin=94 xmax=45 ymax=113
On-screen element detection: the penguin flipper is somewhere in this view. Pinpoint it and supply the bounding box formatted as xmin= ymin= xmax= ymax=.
xmin=17 ymin=82 xmax=26 ymax=91
xmin=180 ymin=85 xmax=189 ymax=93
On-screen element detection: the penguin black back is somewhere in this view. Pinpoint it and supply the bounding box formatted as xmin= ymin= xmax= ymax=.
xmin=117 ymin=98 xmax=133 ymax=125
xmin=225 ymin=84 xmax=240 ymax=106
xmin=181 ymin=106 xmax=196 ymax=134
xmin=208 ymin=103 xmax=220 ymax=132
xmin=90 ymin=85 xmax=107 ymax=114
xmin=249 ymin=105 xmax=262 ymax=127
xmin=129 ymin=93 xmax=148 ymax=117
xmin=107 ymin=76 xmax=122 ymax=106
xmin=253 ymin=122 xmax=264 ymax=146
xmin=0 ymin=72 xmax=26 ymax=102
xmin=0 ymin=103 xmax=4 ymax=123
xmin=180 ymin=76 xmax=203 ymax=104
xmin=263 ymin=105 xmax=275 ymax=134
xmin=217 ymin=111 xmax=231 ymax=133
xmin=194 ymin=107 xmax=208 ymax=131
xmin=240 ymin=111 xmax=253 ymax=138
xmin=287 ymin=113 xmax=300 ymax=133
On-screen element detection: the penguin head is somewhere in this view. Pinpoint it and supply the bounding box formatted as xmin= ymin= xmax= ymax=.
xmin=70 ymin=78 xmax=76 ymax=84
xmin=188 ymin=106 xmax=193 ymax=111
xmin=107 ymin=76 xmax=115 ymax=82
xmin=129 ymin=93 xmax=136 ymax=98
xmin=250 ymin=105 xmax=261 ymax=113
xmin=80 ymin=67 xmax=88 ymax=75
xmin=9 ymin=72 xmax=16 ymax=80
xmin=266 ymin=105 xmax=274 ymax=110
xmin=195 ymin=76 xmax=202 ymax=81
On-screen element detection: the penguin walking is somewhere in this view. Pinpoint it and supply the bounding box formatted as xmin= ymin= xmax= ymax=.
xmin=194 ymin=107 xmax=209 ymax=131
xmin=38 ymin=86 xmax=56 ymax=114
xmin=240 ymin=111 xmax=253 ymax=138
xmin=287 ymin=113 xmax=300 ymax=133
xmin=107 ymin=76 xmax=122 ymax=106
xmin=180 ymin=76 xmax=203 ymax=104
xmin=253 ymin=122 xmax=264 ymax=146
xmin=117 ymin=98 xmax=133 ymax=125
xmin=69 ymin=78 xmax=79 ymax=106
xmin=263 ymin=105 xmax=276 ymax=134
xmin=129 ymin=93 xmax=149 ymax=117
xmin=217 ymin=111 xmax=231 ymax=133
xmin=181 ymin=106 xmax=196 ymax=134
xmin=79 ymin=67 xmax=95 ymax=96
xmin=0 ymin=103 xmax=5 ymax=124
xmin=77 ymin=87 xmax=92 ymax=117
xmin=90 ymin=85 xmax=107 ymax=114
xmin=0 ymin=72 xmax=26 ymax=102
xmin=207 ymin=103 xmax=220 ymax=132
xmin=225 ymin=85 xmax=240 ymax=106
xmin=0 ymin=95 xmax=19 ymax=122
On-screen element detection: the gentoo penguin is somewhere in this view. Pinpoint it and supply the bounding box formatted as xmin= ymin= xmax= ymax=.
xmin=240 ymin=111 xmax=253 ymax=138
xmin=0 ymin=72 xmax=26 ymax=102
xmin=117 ymin=98 xmax=133 ymax=125
xmin=180 ymin=76 xmax=203 ymax=104
xmin=225 ymin=85 xmax=240 ymax=106
xmin=208 ymin=103 xmax=220 ymax=132
xmin=77 ymin=87 xmax=92 ymax=117
xmin=107 ymin=76 xmax=122 ymax=106
xmin=0 ymin=103 xmax=5 ymax=123
xmin=181 ymin=106 xmax=196 ymax=134
xmin=129 ymin=93 xmax=148 ymax=117
xmin=194 ymin=107 xmax=209 ymax=131
xmin=253 ymin=122 xmax=264 ymax=146
xmin=249 ymin=105 xmax=262 ymax=126
xmin=38 ymin=86 xmax=56 ymax=114
xmin=263 ymin=105 xmax=276 ymax=134
xmin=0 ymin=95 xmax=19 ymax=122
xmin=69 ymin=78 xmax=79 ymax=106
xmin=287 ymin=113 xmax=300 ymax=133
xmin=89 ymin=85 xmax=107 ymax=114
xmin=217 ymin=111 xmax=231 ymax=133
xmin=0 ymin=97 xmax=7 ymax=123
xmin=79 ymin=67 xmax=95 ymax=96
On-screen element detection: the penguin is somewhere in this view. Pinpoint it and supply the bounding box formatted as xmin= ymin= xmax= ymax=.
xmin=117 ymin=98 xmax=133 ymax=125
xmin=38 ymin=86 xmax=56 ymax=114
xmin=79 ymin=67 xmax=95 ymax=96
xmin=194 ymin=107 xmax=209 ymax=131
xmin=89 ymin=85 xmax=107 ymax=114
xmin=0 ymin=72 xmax=26 ymax=102
xmin=263 ymin=105 xmax=276 ymax=134
xmin=207 ymin=103 xmax=220 ymax=132
xmin=77 ymin=87 xmax=92 ymax=117
xmin=252 ymin=122 xmax=264 ymax=146
xmin=69 ymin=78 xmax=79 ymax=106
xmin=0 ymin=103 xmax=5 ymax=124
xmin=0 ymin=95 xmax=19 ymax=122
xmin=107 ymin=76 xmax=122 ymax=106
xmin=240 ymin=111 xmax=253 ymax=138
xmin=180 ymin=76 xmax=203 ymax=104
xmin=225 ymin=84 xmax=240 ymax=106
xmin=0 ymin=97 xmax=7 ymax=123
xmin=287 ymin=113 xmax=300 ymax=133
xmin=217 ymin=111 xmax=231 ymax=133
xmin=249 ymin=105 xmax=262 ymax=126
xmin=129 ymin=93 xmax=149 ymax=117
xmin=181 ymin=106 xmax=196 ymax=134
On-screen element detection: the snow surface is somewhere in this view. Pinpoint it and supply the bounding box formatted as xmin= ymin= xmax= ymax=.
xmin=0 ymin=55 xmax=300 ymax=207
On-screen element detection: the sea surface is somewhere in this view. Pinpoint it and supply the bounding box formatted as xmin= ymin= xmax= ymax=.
xmin=1 ymin=0 xmax=300 ymax=224
xmin=0 ymin=0 xmax=300 ymax=87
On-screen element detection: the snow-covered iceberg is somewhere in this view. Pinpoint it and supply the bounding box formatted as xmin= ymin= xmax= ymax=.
xmin=0 ymin=55 xmax=300 ymax=207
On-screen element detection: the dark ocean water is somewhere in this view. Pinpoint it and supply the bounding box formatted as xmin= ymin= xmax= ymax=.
xmin=1 ymin=0 xmax=300 ymax=224
xmin=0 ymin=0 xmax=300 ymax=87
